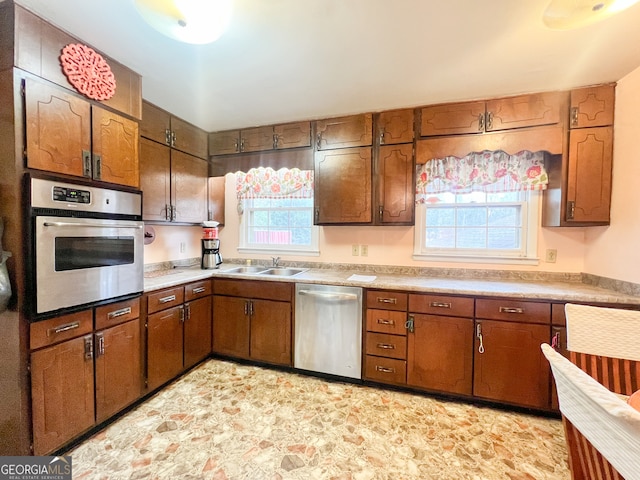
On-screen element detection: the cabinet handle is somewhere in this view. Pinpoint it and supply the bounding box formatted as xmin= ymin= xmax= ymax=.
xmin=379 ymin=205 xmax=384 ymax=222
xmin=249 ymin=300 xmax=254 ymax=316
xmin=244 ymin=301 xmax=249 ymax=316
xmin=375 ymin=366 xmax=396 ymax=374
xmin=84 ymin=335 xmax=94 ymax=360
xmin=240 ymin=137 xmax=245 ymax=152
xmin=314 ymin=207 xmax=319 ymax=224
xmin=405 ymin=315 xmax=414 ymax=333
xmin=478 ymin=113 xmax=485 ymax=132
xmin=567 ymin=201 xmax=576 ymax=220
xmin=107 ymin=307 xmax=132 ymax=319
xmin=50 ymin=321 xmax=80 ymax=335
xmin=377 ymin=297 xmax=397 ymax=304
xmin=379 ymin=127 xmax=385 ymax=145
xmin=171 ymin=131 xmax=177 ymax=148
xmin=570 ymin=107 xmax=579 ymax=127
xmin=499 ymin=306 xmax=524 ymax=314
xmin=192 ymin=287 xmax=206 ymax=294
xmin=96 ymin=332 xmax=105 ymax=357
xmin=430 ymin=301 xmax=451 ymax=309
xmin=552 ymin=331 xmax=561 ymax=351
xmin=180 ymin=306 xmax=185 ymax=322
xmin=476 ymin=323 xmax=485 ymax=354
xmin=273 ymin=134 xmax=278 ymax=149
xmin=377 ymin=318 xmax=395 ymax=326
xmin=159 ymin=294 xmax=176 ymax=304
xmin=93 ymin=154 xmax=102 ymax=179
xmin=316 ymin=132 xmax=322 ymax=149
xmin=82 ymin=150 xmax=92 ymax=177
xmin=165 ymin=129 xmax=172 ymax=145
xmin=376 ymin=343 xmax=395 ymax=350
xmin=234 ymin=140 xmax=239 ymax=152
xmin=184 ymin=303 xmax=191 ymax=321
xmin=486 ymin=111 xmax=493 ymax=130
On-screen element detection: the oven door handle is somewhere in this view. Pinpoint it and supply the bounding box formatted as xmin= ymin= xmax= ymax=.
xmin=43 ymin=221 xmax=142 ymax=229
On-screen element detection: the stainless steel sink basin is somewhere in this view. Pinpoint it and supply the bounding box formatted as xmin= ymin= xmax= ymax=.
xmin=224 ymin=266 xmax=269 ymax=274
xmin=258 ymin=268 xmax=307 ymax=277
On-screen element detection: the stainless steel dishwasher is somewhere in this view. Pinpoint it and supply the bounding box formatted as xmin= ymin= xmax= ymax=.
xmin=294 ymin=283 xmax=363 ymax=379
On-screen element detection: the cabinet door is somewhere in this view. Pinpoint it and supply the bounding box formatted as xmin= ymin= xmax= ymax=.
xmin=316 ymin=114 xmax=373 ymax=150
xmin=314 ymin=147 xmax=372 ymax=224
xmin=171 ymin=150 xmax=208 ymax=223
xmin=95 ymin=318 xmax=141 ymax=423
xmin=566 ymin=126 xmax=613 ymax=224
xmin=407 ymin=314 xmax=473 ymax=395
xmin=241 ymin=126 xmax=274 ymax=153
xmin=274 ymin=121 xmax=311 ymax=149
xmin=171 ymin=116 xmax=208 ymax=159
xmin=147 ymin=306 xmax=184 ymax=391
xmin=570 ymin=84 xmax=615 ymax=128
xmin=378 ymin=109 xmax=414 ymax=145
xmin=92 ymin=106 xmax=139 ymax=188
xmin=140 ymin=138 xmax=171 ymax=222
xmin=31 ymin=335 xmax=95 ymax=455
xmin=184 ymin=296 xmax=212 ymax=369
xmin=377 ymin=144 xmax=414 ymax=225
xmin=212 ymin=296 xmax=250 ymax=359
xmin=250 ymin=299 xmax=291 ymax=366
xmin=24 ymin=77 xmax=91 ymax=177
xmin=208 ymin=176 xmax=225 ymax=224
xmin=140 ymin=100 xmax=171 ymax=145
xmin=420 ymin=101 xmax=485 ymax=136
xmin=209 ymin=130 xmax=240 ymax=155
xmin=486 ymin=92 xmax=562 ymax=131
xmin=473 ymin=320 xmax=550 ymax=409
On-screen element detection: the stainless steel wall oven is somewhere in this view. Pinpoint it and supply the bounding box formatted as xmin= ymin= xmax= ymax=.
xmin=28 ymin=176 xmax=144 ymax=318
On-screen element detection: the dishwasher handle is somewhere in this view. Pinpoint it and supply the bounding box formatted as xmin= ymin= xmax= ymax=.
xmin=298 ymin=289 xmax=359 ymax=302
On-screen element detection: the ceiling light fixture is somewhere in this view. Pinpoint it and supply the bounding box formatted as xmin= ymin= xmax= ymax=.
xmin=133 ymin=0 xmax=233 ymax=45
xmin=543 ymin=0 xmax=640 ymax=29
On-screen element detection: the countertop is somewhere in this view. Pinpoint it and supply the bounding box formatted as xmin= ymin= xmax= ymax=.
xmin=144 ymin=263 xmax=640 ymax=305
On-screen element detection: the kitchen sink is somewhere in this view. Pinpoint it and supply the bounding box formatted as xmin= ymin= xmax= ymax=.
xmin=224 ymin=266 xmax=270 ymax=274
xmin=258 ymin=268 xmax=307 ymax=277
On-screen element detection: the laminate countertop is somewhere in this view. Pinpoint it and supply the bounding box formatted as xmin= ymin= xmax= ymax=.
xmin=144 ymin=263 xmax=640 ymax=306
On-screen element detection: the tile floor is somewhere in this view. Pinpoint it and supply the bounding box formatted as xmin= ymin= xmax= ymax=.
xmin=67 ymin=359 xmax=570 ymax=479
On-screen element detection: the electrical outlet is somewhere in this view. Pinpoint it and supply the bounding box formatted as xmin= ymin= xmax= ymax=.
xmin=360 ymin=245 xmax=368 ymax=257
xmin=180 ymin=242 xmax=186 ymax=254
xmin=352 ymin=244 xmax=359 ymax=256
xmin=545 ymin=248 xmax=557 ymax=263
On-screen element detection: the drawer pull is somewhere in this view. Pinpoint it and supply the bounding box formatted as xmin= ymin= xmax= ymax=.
xmin=376 ymin=366 xmax=396 ymax=374
xmin=192 ymin=287 xmax=206 ymax=294
xmin=107 ymin=307 xmax=132 ymax=319
xmin=499 ymin=307 xmax=524 ymax=314
xmin=376 ymin=343 xmax=395 ymax=350
xmin=377 ymin=318 xmax=395 ymax=326
xmin=159 ymin=294 xmax=177 ymax=304
xmin=377 ymin=297 xmax=397 ymax=304
xmin=50 ymin=322 xmax=80 ymax=335
xmin=430 ymin=301 xmax=451 ymax=309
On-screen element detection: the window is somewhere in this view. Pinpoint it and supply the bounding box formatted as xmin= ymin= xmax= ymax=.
xmin=236 ymin=167 xmax=318 ymax=255
xmin=413 ymin=150 xmax=547 ymax=264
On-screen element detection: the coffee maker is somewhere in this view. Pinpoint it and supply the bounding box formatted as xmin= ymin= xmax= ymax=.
xmin=201 ymin=222 xmax=222 ymax=269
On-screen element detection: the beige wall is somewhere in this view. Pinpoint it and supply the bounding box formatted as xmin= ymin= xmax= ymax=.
xmin=583 ymin=65 xmax=640 ymax=283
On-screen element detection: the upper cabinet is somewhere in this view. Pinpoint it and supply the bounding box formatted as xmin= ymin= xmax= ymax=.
xmin=570 ymin=84 xmax=615 ymax=128
xmin=420 ymin=92 xmax=564 ymax=136
xmin=378 ymin=109 xmax=415 ymax=145
xmin=141 ymin=101 xmax=208 ymax=159
xmin=209 ymin=121 xmax=311 ymax=156
xmin=24 ymin=77 xmax=139 ymax=188
xmin=316 ymin=114 xmax=373 ymax=150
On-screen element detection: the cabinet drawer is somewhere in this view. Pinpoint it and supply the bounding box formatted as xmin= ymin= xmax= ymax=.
xmin=214 ymin=279 xmax=292 ymax=302
xmin=366 ymin=309 xmax=407 ymax=335
xmin=365 ymin=333 xmax=406 ymax=360
xmin=364 ymin=356 xmax=406 ymax=384
xmin=30 ymin=310 xmax=93 ymax=350
xmin=185 ymin=279 xmax=212 ymax=301
xmin=475 ymin=299 xmax=550 ymax=324
xmin=409 ymin=294 xmax=474 ymax=317
xmin=95 ymin=297 xmax=140 ymax=330
xmin=366 ymin=290 xmax=407 ymax=311
xmin=147 ymin=286 xmax=185 ymax=314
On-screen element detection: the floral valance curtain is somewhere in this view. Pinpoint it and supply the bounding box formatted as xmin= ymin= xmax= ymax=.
xmin=415 ymin=150 xmax=548 ymax=202
xmin=235 ymin=167 xmax=314 ymax=199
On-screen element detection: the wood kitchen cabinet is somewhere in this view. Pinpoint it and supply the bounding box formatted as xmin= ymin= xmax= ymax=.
xmin=24 ymin=76 xmax=139 ymax=188
xmin=570 ymin=84 xmax=615 ymax=128
xmin=209 ymin=121 xmax=311 ymax=155
xmin=316 ymin=114 xmax=373 ymax=150
xmin=473 ymin=298 xmax=551 ymax=409
xmin=207 ymin=176 xmax=225 ymax=224
xmin=213 ymin=279 xmax=293 ymax=366
xmin=314 ymin=147 xmax=372 ymax=224
xmin=406 ymin=294 xmax=474 ymax=396
xmin=420 ymin=92 xmax=563 ymax=136
xmin=377 ymin=109 xmax=415 ymax=145
xmin=376 ymin=144 xmax=414 ymax=225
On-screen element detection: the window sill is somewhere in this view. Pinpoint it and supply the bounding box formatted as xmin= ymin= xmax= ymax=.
xmin=238 ymin=247 xmax=320 ymax=257
xmin=412 ymin=253 xmax=540 ymax=266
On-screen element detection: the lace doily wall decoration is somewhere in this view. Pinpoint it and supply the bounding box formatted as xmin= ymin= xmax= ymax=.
xmin=60 ymin=43 xmax=116 ymax=101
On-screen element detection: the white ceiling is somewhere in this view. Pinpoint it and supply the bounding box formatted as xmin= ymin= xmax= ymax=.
xmin=12 ymin=0 xmax=640 ymax=132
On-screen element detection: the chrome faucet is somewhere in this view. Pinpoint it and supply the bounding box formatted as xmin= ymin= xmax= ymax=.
xmin=271 ymin=256 xmax=281 ymax=267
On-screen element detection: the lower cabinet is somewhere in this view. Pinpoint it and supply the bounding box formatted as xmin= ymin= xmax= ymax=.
xmin=146 ymin=280 xmax=212 ymax=391
xmin=30 ymin=298 xmax=141 ymax=455
xmin=212 ymin=279 xmax=293 ymax=367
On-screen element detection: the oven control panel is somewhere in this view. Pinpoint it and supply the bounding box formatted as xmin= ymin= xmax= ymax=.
xmin=52 ymin=186 xmax=91 ymax=204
